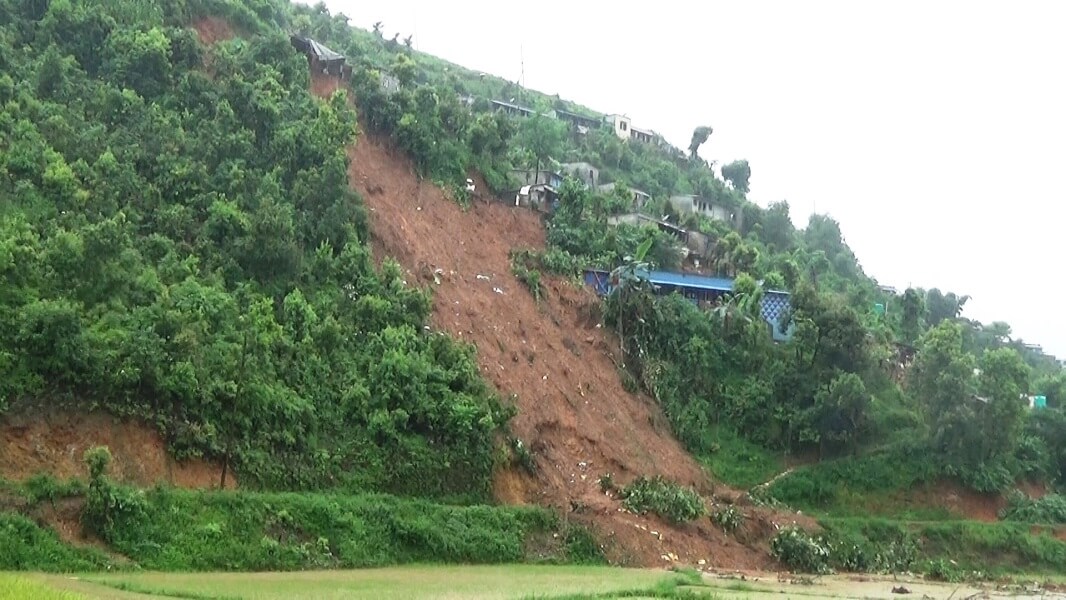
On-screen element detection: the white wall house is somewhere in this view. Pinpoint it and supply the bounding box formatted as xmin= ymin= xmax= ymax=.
xmin=668 ymin=195 xmax=735 ymax=224
xmin=603 ymin=114 xmax=632 ymax=140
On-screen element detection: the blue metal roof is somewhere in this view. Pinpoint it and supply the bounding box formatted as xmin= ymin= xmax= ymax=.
xmin=641 ymin=270 xmax=735 ymax=292
xmin=640 ymin=270 xmax=789 ymax=296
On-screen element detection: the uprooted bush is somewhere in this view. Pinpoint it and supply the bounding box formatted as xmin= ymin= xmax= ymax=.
xmin=711 ymin=505 xmax=744 ymax=533
xmin=620 ymin=476 xmax=704 ymax=524
xmin=770 ymin=526 xmax=832 ymax=574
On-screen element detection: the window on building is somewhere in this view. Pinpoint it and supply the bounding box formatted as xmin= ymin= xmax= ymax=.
xmin=620 ymin=121 xmax=627 ymax=131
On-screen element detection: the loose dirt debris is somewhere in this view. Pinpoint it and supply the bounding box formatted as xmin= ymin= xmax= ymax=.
xmin=313 ymin=73 xmax=815 ymax=568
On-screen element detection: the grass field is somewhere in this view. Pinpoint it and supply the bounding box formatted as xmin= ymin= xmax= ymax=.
xmin=12 ymin=566 xmax=1064 ymax=600
xmin=20 ymin=566 xmax=686 ymax=600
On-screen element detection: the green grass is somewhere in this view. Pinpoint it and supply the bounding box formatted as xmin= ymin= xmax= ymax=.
xmin=0 ymin=512 xmax=114 ymax=572
xmin=0 ymin=574 xmax=86 ymax=600
xmin=91 ymin=487 xmax=598 ymax=571
xmin=695 ymin=426 xmax=783 ymax=490
xmin=822 ymin=517 xmax=1066 ymax=576
xmin=67 ymin=566 xmax=688 ymax=600
xmin=766 ymin=441 xmax=938 ymax=513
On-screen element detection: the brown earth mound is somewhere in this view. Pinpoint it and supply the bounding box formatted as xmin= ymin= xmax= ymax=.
xmin=0 ymin=410 xmax=232 ymax=489
xmin=192 ymin=16 xmax=235 ymax=46
xmin=314 ymin=72 xmax=813 ymax=568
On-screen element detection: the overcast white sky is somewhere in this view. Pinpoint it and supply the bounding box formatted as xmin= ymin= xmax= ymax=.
xmin=319 ymin=0 xmax=1065 ymax=359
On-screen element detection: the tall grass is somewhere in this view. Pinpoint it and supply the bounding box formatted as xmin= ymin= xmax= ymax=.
xmin=95 ymin=487 xmax=597 ymax=570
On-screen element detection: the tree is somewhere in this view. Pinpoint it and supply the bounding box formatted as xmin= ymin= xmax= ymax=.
xmin=976 ymin=347 xmax=1031 ymax=461
xmin=809 ymin=373 xmax=871 ymax=455
xmin=372 ymin=21 xmax=383 ymax=37
xmin=899 ymin=288 xmax=925 ymax=343
xmin=688 ymin=125 xmax=712 ymax=160
xmin=926 ymin=288 xmax=970 ymax=326
xmin=608 ymin=237 xmax=654 ymax=366
xmin=721 ymin=159 xmax=751 ymax=194
xmin=911 ymin=322 xmax=975 ymax=429
xmin=392 ymin=53 xmax=417 ymax=88
xmin=760 ymin=201 xmax=795 ymax=252
xmin=403 ymin=35 xmax=413 ymax=50
xmin=516 ymin=115 xmax=566 ymax=173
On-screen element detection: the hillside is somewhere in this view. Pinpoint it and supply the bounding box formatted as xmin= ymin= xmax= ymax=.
xmin=2 ymin=0 xmax=1066 ymax=579
xmin=331 ymin=79 xmax=814 ymax=566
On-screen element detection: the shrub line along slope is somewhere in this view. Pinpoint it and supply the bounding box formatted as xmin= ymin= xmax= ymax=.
xmin=312 ymin=72 xmax=814 ymax=568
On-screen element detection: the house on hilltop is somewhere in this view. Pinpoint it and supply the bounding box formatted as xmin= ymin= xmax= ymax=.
xmin=509 ymin=168 xmax=563 ymax=213
xmin=604 ymin=114 xmax=632 ymax=140
xmin=669 ymin=195 xmax=741 ymax=229
xmin=583 ymin=268 xmax=794 ymax=341
xmin=289 ymin=35 xmax=351 ymax=79
xmin=556 ymin=108 xmax=602 ymax=132
xmin=560 ymin=162 xmax=599 ymax=188
xmin=598 ymin=182 xmax=651 ymax=210
xmin=629 ymin=125 xmax=659 ymax=145
xmin=492 ymin=100 xmax=555 ymax=119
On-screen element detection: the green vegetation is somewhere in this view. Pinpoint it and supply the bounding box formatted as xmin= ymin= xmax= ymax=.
xmin=620 ymin=476 xmax=704 ymax=524
xmin=0 ymin=512 xmax=113 ymax=571
xmin=770 ymin=527 xmax=832 ymax=574
xmin=1000 ymin=492 xmax=1066 ymax=524
xmin=696 ymin=426 xmax=781 ymax=489
xmin=2 ymin=0 xmax=1066 ymax=580
xmin=0 ymin=575 xmax=85 ymax=600
xmin=20 ymin=567 xmax=706 ymax=600
xmin=100 ymin=486 xmax=582 ymax=570
xmin=0 ymin=0 xmax=509 ymax=500
xmin=771 ymin=518 xmax=1066 ymax=576
xmin=709 ymin=505 xmax=743 ymax=533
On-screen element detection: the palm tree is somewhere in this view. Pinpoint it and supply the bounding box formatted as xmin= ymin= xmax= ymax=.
xmin=609 ymin=237 xmax=654 ymax=366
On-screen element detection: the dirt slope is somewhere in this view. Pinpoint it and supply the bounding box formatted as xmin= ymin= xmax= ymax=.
xmin=0 ymin=410 xmax=232 ymax=489
xmin=317 ymin=74 xmax=812 ymax=568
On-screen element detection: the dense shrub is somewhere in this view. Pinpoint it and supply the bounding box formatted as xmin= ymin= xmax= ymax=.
xmin=91 ymin=487 xmax=591 ymax=570
xmin=1000 ymin=492 xmax=1066 ymax=524
xmin=710 ymin=505 xmax=743 ymax=533
xmin=0 ymin=0 xmax=505 ymax=499
xmin=770 ymin=527 xmax=831 ymax=574
xmin=620 ymin=476 xmax=704 ymax=524
xmin=0 ymin=512 xmax=112 ymax=571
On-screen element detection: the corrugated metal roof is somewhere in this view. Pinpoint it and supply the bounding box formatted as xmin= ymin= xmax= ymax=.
xmin=308 ymin=39 xmax=344 ymax=62
xmin=642 ymin=270 xmax=736 ymax=292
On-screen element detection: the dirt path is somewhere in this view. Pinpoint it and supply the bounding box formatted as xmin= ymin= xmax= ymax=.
xmin=316 ymin=72 xmax=814 ymax=568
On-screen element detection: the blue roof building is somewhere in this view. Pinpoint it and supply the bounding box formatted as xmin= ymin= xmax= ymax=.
xmin=583 ymin=269 xmax=794 ymax=342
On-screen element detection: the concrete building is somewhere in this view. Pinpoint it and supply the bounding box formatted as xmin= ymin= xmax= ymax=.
xmin=598 ymin=182 xmax=651 ymax=210
xmin=668 ymin=195 xmax=738 ymax=226
xmin=560 ymin=162 xmax=599 ymax=188
xmin=629 ymin=126 xmax=658 ymax=145
xmin=512 ymin=168 xmax=563 ymax=189
xmin=604 ymin=114 xmax=633 ymax=140
xmin=556 ymin=108 xmax=601 ymax=131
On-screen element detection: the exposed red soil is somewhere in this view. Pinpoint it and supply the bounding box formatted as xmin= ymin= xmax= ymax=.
xmin=905 ymin=481 xmax=1004 ymax=522
xmin=312 ymin=72 xmax=814 ymax=568
xmin=0 ymin=410 xmax=234 ymax=489
xmin=191 ymin=16 xmax=235 ymax=46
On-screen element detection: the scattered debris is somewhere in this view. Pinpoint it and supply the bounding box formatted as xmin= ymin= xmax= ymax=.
xmin=476 ymin=274 xmax=490 ymax=281
xmin=891 ymin=585 xmax=911 ymax=594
